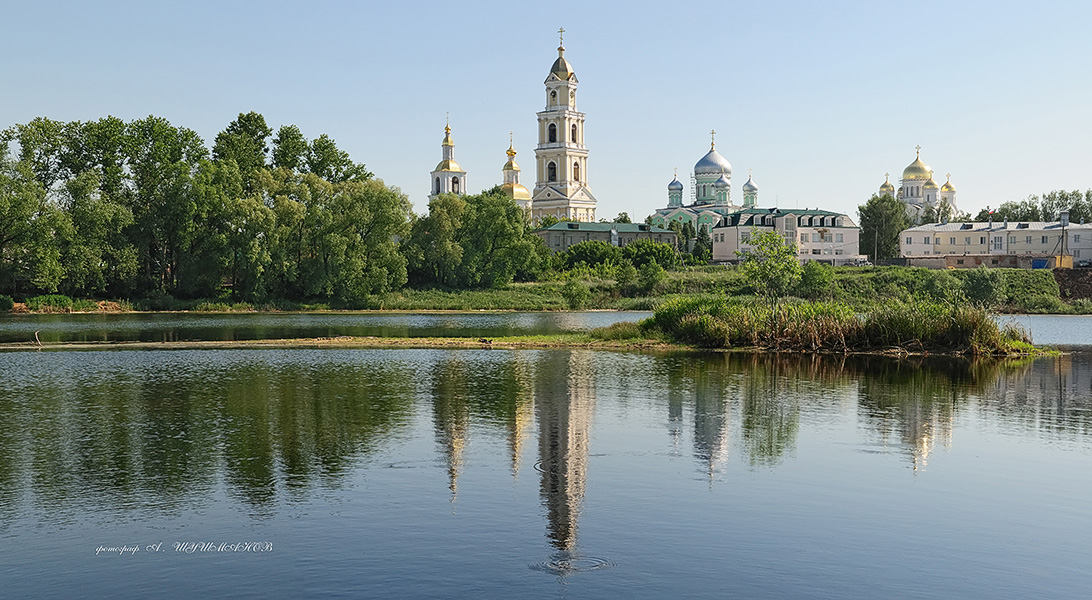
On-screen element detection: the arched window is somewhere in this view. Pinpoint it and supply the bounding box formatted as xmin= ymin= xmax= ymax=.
xmin=548 ymin=124 xmax=557 ymax=143
xmin=452 ymin=177 xmax=460 ymax=194
xmin=571 ymin=124 xmax=578 ymax=143
xmin=573 ymin=161 xmax=580 ymax=182
xmin=548 ymin=162 xmax=557 ymax=182
xmin=434 ymin=177 xmax=440 ymax=194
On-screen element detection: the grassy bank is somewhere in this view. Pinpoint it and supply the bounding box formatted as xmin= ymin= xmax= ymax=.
xmin=2 ymin=266 xmax=1089 ymax=315
xmin=638 ymin=296 xmax=1041 ymax=355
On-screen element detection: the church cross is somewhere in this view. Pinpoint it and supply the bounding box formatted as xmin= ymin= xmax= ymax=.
xmin=915 ymin=144 xmax=922 ymax=156
xmin=558 ymin=27 xmax=565 ymax=46
xmin=710 ymin=129 xmax=716 ymax=149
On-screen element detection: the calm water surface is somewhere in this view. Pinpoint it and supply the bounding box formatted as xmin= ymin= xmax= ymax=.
xmin=2 ymin=340 xmax=1092 ymax=598
xmin=0 ymin=311 xmax=650 ymax=343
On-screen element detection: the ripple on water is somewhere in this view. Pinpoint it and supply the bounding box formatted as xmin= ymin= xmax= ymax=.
xmin=531 ymin=552 xmax=615 ymax=576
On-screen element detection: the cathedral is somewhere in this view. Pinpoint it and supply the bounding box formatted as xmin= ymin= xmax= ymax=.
xmin=649 ymin=132 xmax=758 ymax=232
xmin=426 ymin=29 xmax=597 ymax=223
xmin=878 ymin=146 xmax=958 ymax=220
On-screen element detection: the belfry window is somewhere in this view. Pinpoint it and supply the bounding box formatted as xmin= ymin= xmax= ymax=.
xmin=452 ymin=177 xmax=460 ymax=193
xmin=548 ymin=162 xmax=557 ymax=182
xmin=434 ymin=177 xmax=440 ymax=194
xmin=573 ymin=162 xmax=580 ymax=182
xmin=548 ymin=124 xmax=557 ymax=143
xmin=571 ymin=124 xmax=577 ymax=143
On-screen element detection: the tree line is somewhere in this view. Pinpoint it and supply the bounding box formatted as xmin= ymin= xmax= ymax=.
xmin=1 ymin=112 xmax=685 ymax=305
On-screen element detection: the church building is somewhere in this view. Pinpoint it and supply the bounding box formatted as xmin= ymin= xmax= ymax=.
xmin=878 ymin=146 xmax=958 ymax=221
xmin=529 ymin=29 xmax=597 ymax=224
xmin=429 ymin=122 xmax=467 ymax=201
xmin=650 ymin=132 xmax=756 ymax=232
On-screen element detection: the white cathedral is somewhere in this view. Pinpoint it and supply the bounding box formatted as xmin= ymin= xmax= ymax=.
xmin=650 ymin=131 xmax=759 ymax=232
xmin=878 ymin=146 xmax=958 ymax=220
xmin=427 ymin=29 xmax=597 ymax=224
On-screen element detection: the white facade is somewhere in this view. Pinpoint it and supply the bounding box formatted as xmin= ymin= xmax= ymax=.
xmin=429 ymin=124 xmax=467 ymax=200
xmin=711 ymin=208 xmax=864 ymax=264
xmin=900 ymin=215 xmax=1092 ymax=260
xmin=530 ymin=33 xmax=597 ymax=224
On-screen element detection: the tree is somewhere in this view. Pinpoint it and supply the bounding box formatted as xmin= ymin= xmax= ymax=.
xmin=0 ymin=156 xmax=57 ymax=294
xmin=271 ymin=124 xmax=309 ymax=171
xmin=737 ymin=229 xmax=802 ymax=305
xmin=621 ymin=238 xmax=678 ymax=269
xmin=213 ymin=112 xmax=272 ymax=182
xmin=563 ymin=240 xmax=621 ymax=269
xmin=455 ymin=187 xmax=537 ymax=288
xmin=858 ymin=193 xmax=910 ymax=261
xmin=403 ymin=193 xmax=467 ymax=287
xmin=691 ymin=223 xmax=712 ymax=263
xmin=797 ymin=260 xmax=834 ymax=300
xmin=307 ymin=134 xmax=372 ymax=183
xmin=613 ymin=212 xmax=631 ymax=223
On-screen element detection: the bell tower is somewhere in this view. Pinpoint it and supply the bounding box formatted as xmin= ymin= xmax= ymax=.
xmin=531 ymin=28 xmax=597 ymax=224
xmin=429 ymin=117 xmax=467 ymax=201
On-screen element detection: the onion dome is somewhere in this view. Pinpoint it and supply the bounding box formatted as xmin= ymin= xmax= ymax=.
xmin=714 ymin=173 xmax=731 ymax=189
xmin=902 ymin=147 xmax=931 ymax=180
xmin=435 ymin=158 xmax=462 ymax=172
xmin=550 ymin=46 xmax=575 ymax=80
xmin=923 ymin=173 xmax=939 ymax=190
xmin=668 ymin=175 xmax=684 ymax=191
xmin=879 ymin=172 xmax=895 ymax=195
xmin=441 ymin=124 xmax=454 ymax=146
xmin=503 ymin=143 xmax=520 ymax=172
xmin=695 ymin=149 xmax=732 ymax=176
xmin=501 ymin=182 xmax=531 ymax=201
xmin=941 ymin=173 xmax=956 ymax=192
xmin=742 ymin=175 xmax=758 ymax=192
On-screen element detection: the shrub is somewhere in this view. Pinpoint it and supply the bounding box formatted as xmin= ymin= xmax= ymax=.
xmin=562 ymin=280 xmax=591 ymax=309
xmin=589 ymin=321 xmax=643 ymax=341
xmin=960 ymin=267 xmax=1006 ymax=307
xmin=1003 ymin=270 xmax=1060 ymax=307
xmin=797 ymin=261 xmax=834 ymax=300
xmin=1020 ymin=293 xmax=1067 ymax=313
xmin=26 ymin=295 xmax=74 ymax=312
xmin=0 ymin=294 xmax=13 ymax=311
xmin=638 ymin=261 xmax=666 ymax=293
xmin=615 ymin=262 xmax=638 ymax=296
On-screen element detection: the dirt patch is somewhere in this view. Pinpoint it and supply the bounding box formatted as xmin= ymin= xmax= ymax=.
xmin=11 ymin=303 xmax=29 ymax=314
xmin=1054 ymin=268 xmax=1092 ymax=299
xmin=97 ymin=301 xmax=124 ymax=312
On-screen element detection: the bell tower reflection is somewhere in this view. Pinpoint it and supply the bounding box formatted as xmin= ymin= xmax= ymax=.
xmin=535 ymin=350 xmax=595 ymax=552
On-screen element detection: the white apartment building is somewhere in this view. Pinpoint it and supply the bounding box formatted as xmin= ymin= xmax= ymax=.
xmin=712 ymin=207 xmax=865 ymax=264
xmin=900 ymin=214 xmax=1092 ymax=262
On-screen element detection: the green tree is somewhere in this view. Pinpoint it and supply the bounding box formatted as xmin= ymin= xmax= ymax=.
xmin=737 ymin=229 xmax=802 ymax=305
xmin=961 ymin=266 xmax=1006 ymax=308
xmin=613 ymin=212 xmax=631 ymax=223
xmin=456 ymin=187 xmax=536 ymax=288
xmin=797 ymin=260 xmax=834 ymax=300
xmin=271 ymin=124 xmax=309 ymax=171
xmin=213 ymin=112 xmax=272 ymax=182
xmin=58 ymin=171 xmax=137 ymax=296
xmin=858 ymin=193 xmax=910 ymax=261
xmin=637 ymin=260 xmax=665 ymax=293
xmin=403 ymin=193 xmax=467 ymax=287
xmin=622 ymin=238 xmax=678 ymax=269
xmin=691 ymin=223 xmax=712 ymax=263
xmin=307 ymin=134 xmax=372 ymax=183
xmin=563 ymin=240 xmax=621 ymax=269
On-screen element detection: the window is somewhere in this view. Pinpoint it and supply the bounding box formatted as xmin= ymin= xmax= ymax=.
xmin=964 ymin=237 xmax=970 ymax=245
xmin=573 ymin=161 xmax=580 ymax=182
xmin=906 ymin=237 xmax=913 ymax=245
xmin=924 ymin=237 xmax=931 ymax=244
xmin=741 ymin=232 xmax=751 ymax=243
xmin=1026 ymin=236 xmax=1032 ymax=244
xmin=548 ymin=124 xmax=557 ymax=143
xmin=812 ymin=233 xmax=821 ymax=242
xmin=980 ymin=236 xmax=986 ymax=244
xmin=547 ymin=162 xmax=557 ymax=181
xmin=800 ymin=233 xmax=807 ymax=243
xmin=434 ymin=177 xmax=440 ymax=194
xmin=835 ymin=249 xmax=844 ymax=255
xmin=1042 ymin=236 xmax=1048 ymax=244
xmin=823 ymin=248 xmax=832 ymax=255
xmin=1075 ymin=234 xmax=1082 ymax=243
xmin=957 ymin=259 xmax=965 ymax=265
xmin=949 ymin=237 xmax=955 ymax=245
xmin=1008 ymin=236 xmax=1016 ymax=244
xmin=836 ymin=233 xmax=844 ymax=243
xmin=811 ymin=249 xmax=821 ymax=255
xmin=571 ymin=124 xmax=578 ymax=143
xmin=452 ymin=177 xmax=460 ymax=193
xmin=822 ymin=233 xmax=833 ymax=243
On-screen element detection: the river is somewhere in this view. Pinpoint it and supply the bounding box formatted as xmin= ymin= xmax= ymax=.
xmin=0 ymin=313 xmax=1090 ymax=598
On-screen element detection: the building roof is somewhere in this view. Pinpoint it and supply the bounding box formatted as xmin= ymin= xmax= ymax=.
xmin=535 ymin=222 xmax=674 ymax=234
xmin=713 ymin=207 xmax=854 ymax=229
xmin=902 ymin=221 xmax=1092 ymax=233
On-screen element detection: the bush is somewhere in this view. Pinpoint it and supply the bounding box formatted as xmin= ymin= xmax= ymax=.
xmin=615 ymin=262 xmax=638 ymax=296
xmin=26 ymin=295 xmax=74 ymax=312
xmin=797 ymin=261 xmax=834 ymax=300
xmin=1020 ymin=293 xmax=1067 ymax=313
xmin=1003 ymin=270 xmax=1060 ymax=307
xmin=589 ymin=321 xmax=643 ymax=341
xmin=562 ymin=280 xmax=591 ymax=309
xmin=960 ymin=267 xmax=1006 ymax=307
xmin=0 ymin=294 xmax=13 ymax=311
xmin=638 ymin=261 xmax=666 ymax=293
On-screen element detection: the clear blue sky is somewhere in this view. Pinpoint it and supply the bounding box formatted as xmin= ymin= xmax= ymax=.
xmin=4 ymin=0 xmax=1091 ymax=221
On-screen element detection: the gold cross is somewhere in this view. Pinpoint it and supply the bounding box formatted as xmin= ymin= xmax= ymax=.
xmin=885 ymin=172 xmax=890 ymax=181
xmin=710 ymin=129 xmax=716 ymax=149
xmin=558 ymin=27 xmax=565 ymax=46
xmin=915 ymin=144 xmax=922 ymax=155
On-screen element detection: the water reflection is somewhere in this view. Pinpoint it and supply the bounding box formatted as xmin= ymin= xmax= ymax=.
xmin=2 ymin=348 xmax=1092 ymax=529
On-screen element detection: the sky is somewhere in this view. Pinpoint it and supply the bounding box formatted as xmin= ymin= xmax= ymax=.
xmin=4 ymin=0 xmax=1091 ymax=221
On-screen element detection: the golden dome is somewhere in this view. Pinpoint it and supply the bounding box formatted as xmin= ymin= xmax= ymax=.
xmin=501 ymin=182 xmax=531 ymax=201
xmin=902 ymin=147 xmax=931 ymax=180
xmin=941 ymin=173 xmax=956 ymax=192
xmin=923 ymin=173 xmax=939 ymax=190
xmin=879 ymin=172 xmax=895 ymax=194
xmin=503 ymin=143 xmax=520 ymax=171
xmin=435 ymin=159 xmax=463 ymax=172
xmin=441 ymin=125 xmax=454 ymax=146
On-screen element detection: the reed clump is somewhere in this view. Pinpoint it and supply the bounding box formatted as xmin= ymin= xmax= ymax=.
xmin=643 ymin=297 xmax=1036 ymax=355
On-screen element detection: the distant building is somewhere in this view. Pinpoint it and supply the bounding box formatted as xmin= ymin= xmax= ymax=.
xmin=899 ymin=212 xmax=1091 ymax=266
xmin=711 ymin=207 xmax=864 ymax=265
xmin=535 ymin=221 xmax=676 ymax=253
xmin=429 ymin=122 xmax=467 ymax=200
xmin=878 ymin=146 xmax=958 ymax=221
xmin=650 ymin=132 xmax=754 ymax=232
xmin=499 ymin=137 xmax=532 ymax=210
